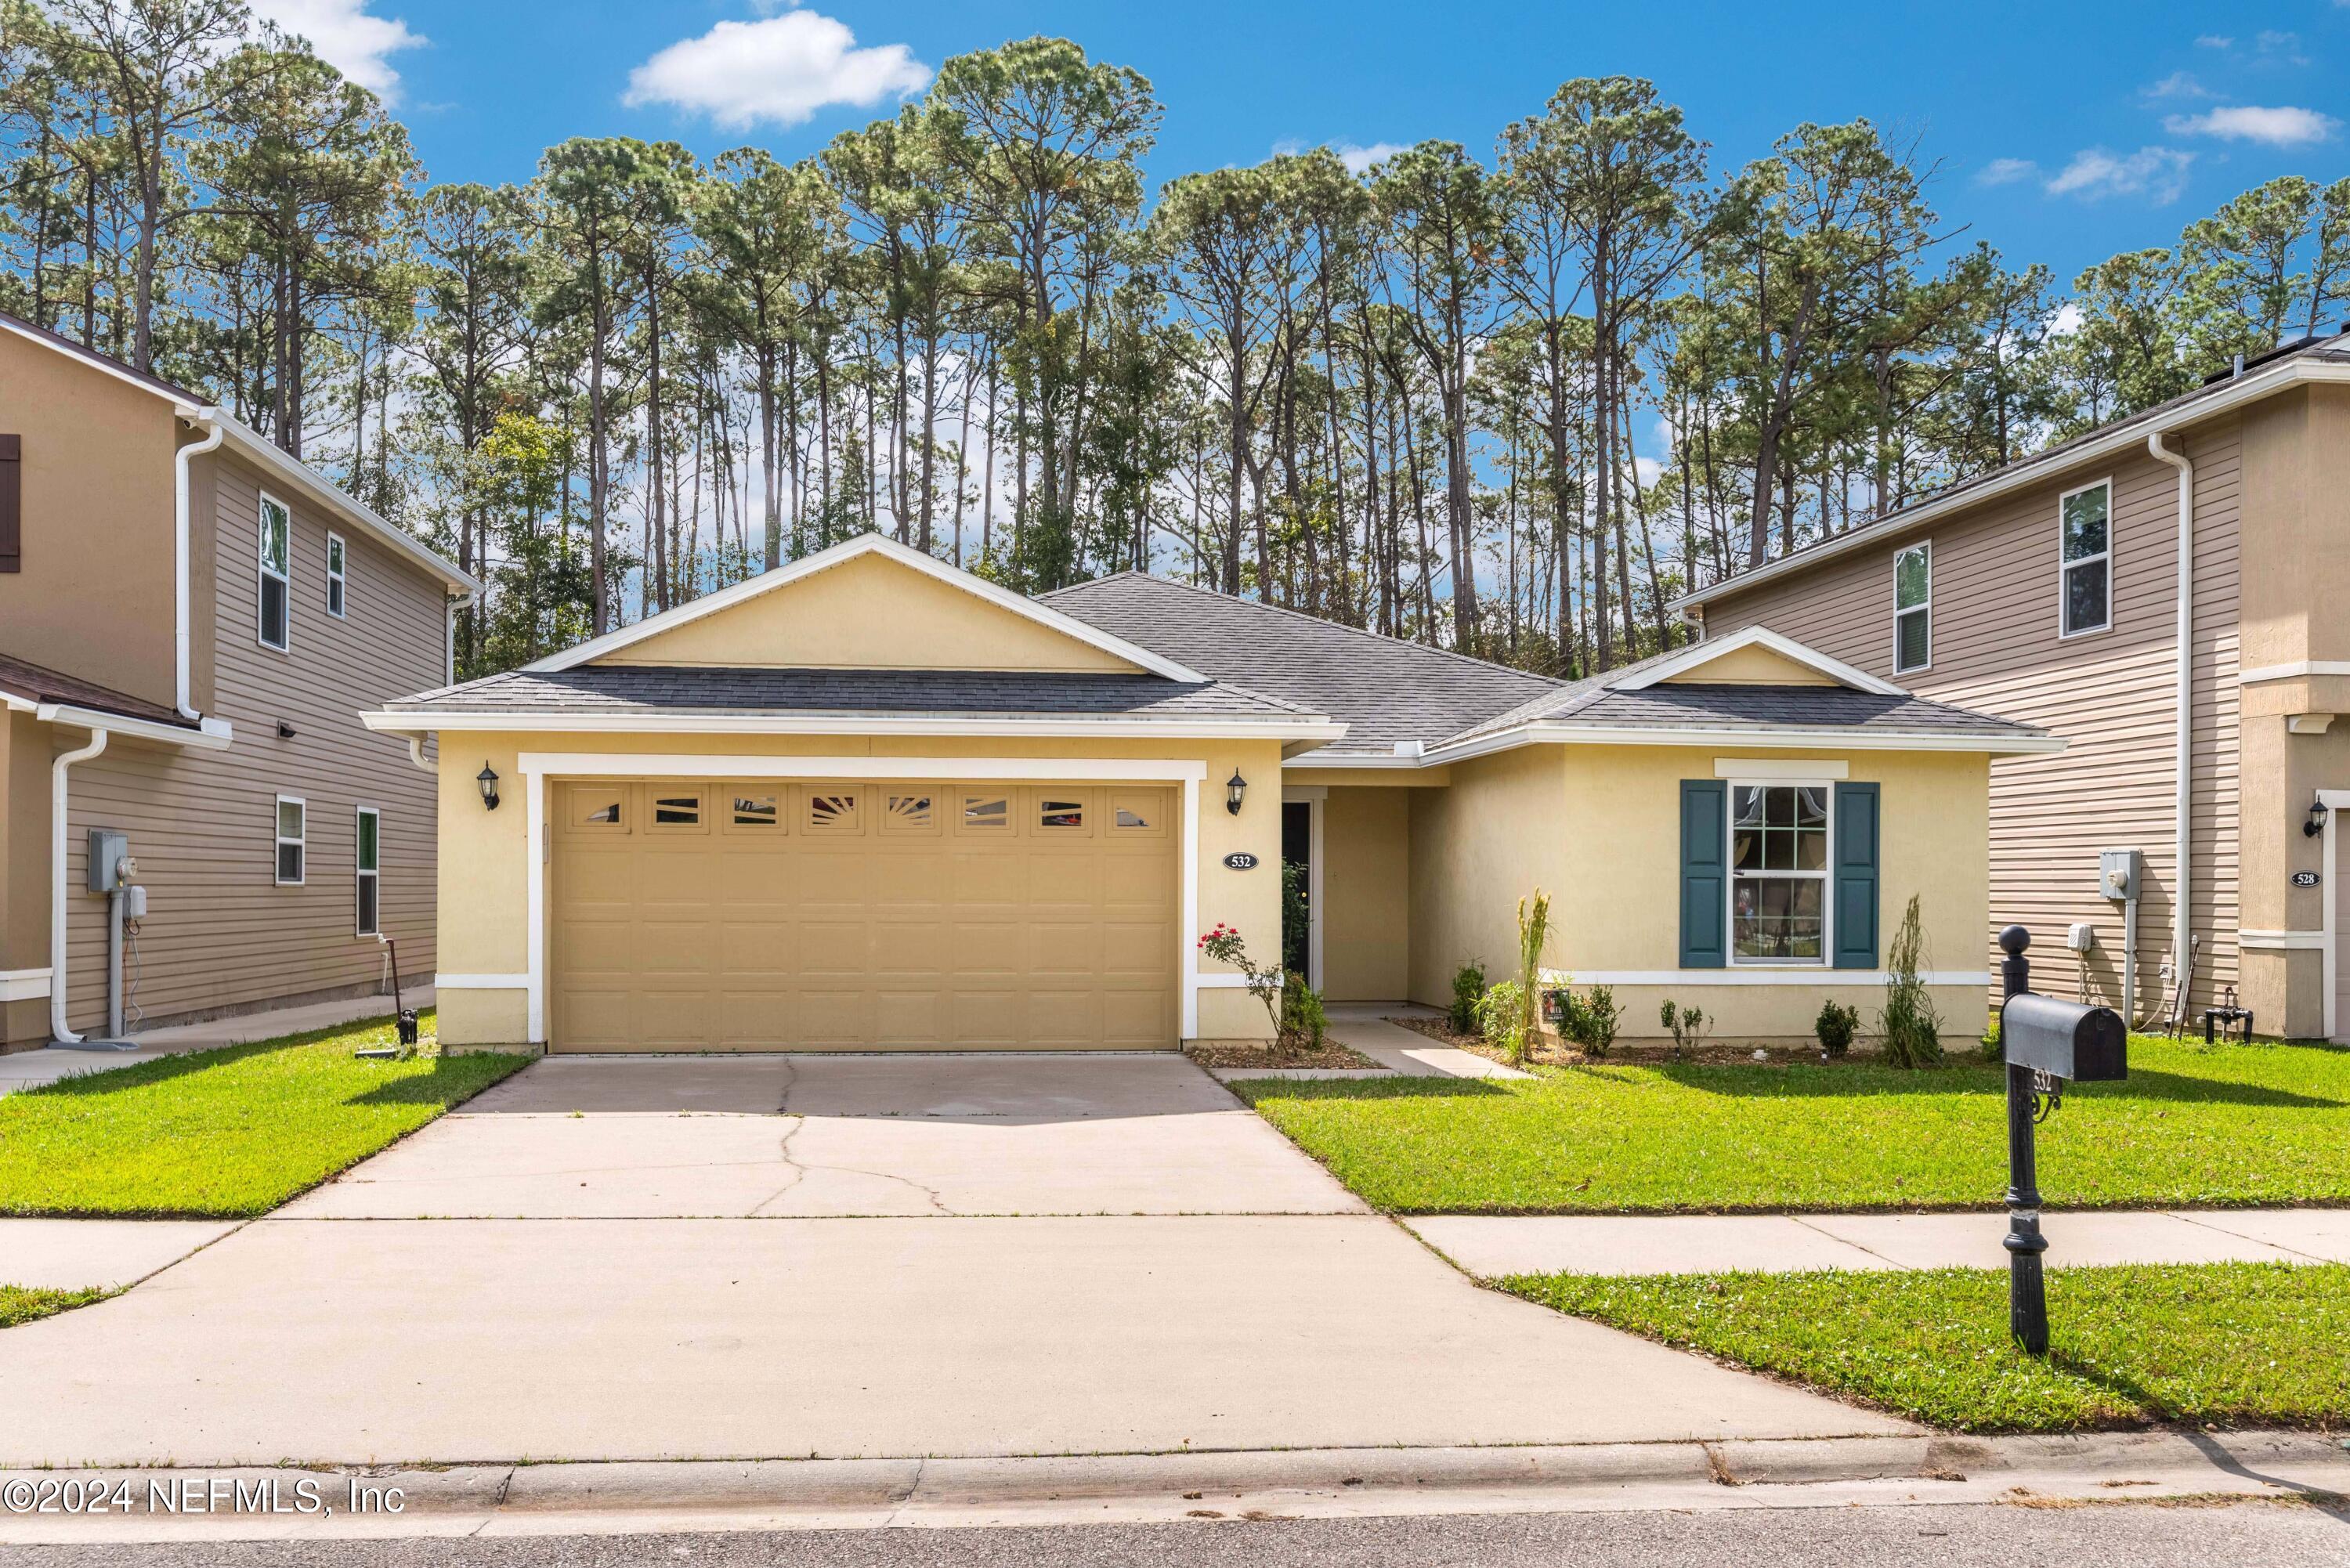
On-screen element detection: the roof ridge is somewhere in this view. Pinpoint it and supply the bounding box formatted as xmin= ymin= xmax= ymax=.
xmin=1043 ymin=573 xmax=1565 ymax=688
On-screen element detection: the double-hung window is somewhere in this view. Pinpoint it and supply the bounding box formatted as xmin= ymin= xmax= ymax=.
xmin=1893 ymin=543 xmax=1931 ymax=674
xmin=258 ymin=494 xmax=292 ymax=651
xmin=355 ymin=807 xmax=381 ymax=934
xmin=326 ymin=531 xmax=348 ymax=618
xmin=2059 ymin=479 xmax=2111 ymax=637
xmin=275 ymin=795 xmax=307 ymax=886
xmin=1729 ymin=782 xmax=1829 ymax=964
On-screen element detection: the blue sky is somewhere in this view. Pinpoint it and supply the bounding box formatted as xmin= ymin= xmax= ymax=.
xmin=255 ymin=0 xmax=2350 ymax=290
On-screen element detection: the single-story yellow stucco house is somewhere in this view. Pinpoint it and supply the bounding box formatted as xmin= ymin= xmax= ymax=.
xmin=361 ymin=534 xmax=2059 ymax=1051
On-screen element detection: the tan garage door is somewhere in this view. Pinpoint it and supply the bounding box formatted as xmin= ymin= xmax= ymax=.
xmin=551 ymin=780 xmax=1179 ymax=1051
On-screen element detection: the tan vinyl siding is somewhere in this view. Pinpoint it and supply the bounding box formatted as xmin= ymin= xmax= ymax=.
xmin=1703 ymin=425 xmax=2243 ymax=1023
xmin=56 ymin=450 xmax=444 ymax=1031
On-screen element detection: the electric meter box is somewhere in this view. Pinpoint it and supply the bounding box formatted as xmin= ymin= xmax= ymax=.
xmin=85 ymin=829 xmax=129 ymax=894
xmin=2098 ymin=848 xmax=2142 ymax=902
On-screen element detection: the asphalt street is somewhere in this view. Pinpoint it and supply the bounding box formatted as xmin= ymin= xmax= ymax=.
xmin=11 ymin=1501 xmax=2350 ymax=1568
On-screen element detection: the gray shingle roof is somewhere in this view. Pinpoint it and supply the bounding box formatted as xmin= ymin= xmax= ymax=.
xmin=382 ymin=665 xmax=1319 ymax=722
xmin=1040 ymin=573 xmax=1560 ymax=755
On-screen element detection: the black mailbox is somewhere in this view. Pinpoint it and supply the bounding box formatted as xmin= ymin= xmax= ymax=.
xmin=2000 ymin=992 xmax=2128 ymax=1083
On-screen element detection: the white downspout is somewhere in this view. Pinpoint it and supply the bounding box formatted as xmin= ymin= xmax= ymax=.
xmin=175 ymin=410 xmax=226 ymax=722
xmin=48 ymin=727 xmax=108 ymax=1044
xmin=2148 ymin=431 xmax=2194 ymax=1024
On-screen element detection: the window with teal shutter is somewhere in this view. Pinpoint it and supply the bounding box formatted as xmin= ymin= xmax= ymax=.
xmin=1832 ymin=782 xmax=1881 ymax=969
xmin=1679 ymin=780 xmax=1727 ymax=968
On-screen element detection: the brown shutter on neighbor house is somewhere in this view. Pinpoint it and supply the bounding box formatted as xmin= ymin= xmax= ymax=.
xmin=0 ymin=435 xmax=20 ymax=573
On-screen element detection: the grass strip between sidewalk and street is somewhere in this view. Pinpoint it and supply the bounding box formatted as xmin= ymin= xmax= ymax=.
xmin=0 ymin=1284 xmax=108 ymax=1330
xmin=1503 ymin=1261 xmax=2350 ymax=1433
xmin=0 ymin=1012 xmax=528 ymax=1219
xmin=1231 ymin=1035 xmax=2350 ymax=1213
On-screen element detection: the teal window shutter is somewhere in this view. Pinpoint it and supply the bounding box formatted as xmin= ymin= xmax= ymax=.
xmin=1833 ymin=782 xmax=1880 ymax=970
xmin=1679 ymin=780 xmax=1727 ymax=969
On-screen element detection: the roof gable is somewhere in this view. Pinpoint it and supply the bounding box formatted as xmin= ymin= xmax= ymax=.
xmin=1611 ymin=627 xmax=1905 ymax=696
xmin=531 ymin=536 xmax=1205 ymax=680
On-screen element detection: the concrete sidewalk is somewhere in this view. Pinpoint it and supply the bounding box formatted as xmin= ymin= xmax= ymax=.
xmin=1408 ymin=1207 xmax=2350 ymax=1277
xmin=1205 ymin=1009 xmax=1534 ymax=1082
xmin=0 ymin=988 xmax=432 ymax=1095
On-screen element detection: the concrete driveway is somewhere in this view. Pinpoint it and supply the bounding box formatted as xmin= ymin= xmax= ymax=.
xmin=0 ymin=1053 xmax=1907 ymax=1466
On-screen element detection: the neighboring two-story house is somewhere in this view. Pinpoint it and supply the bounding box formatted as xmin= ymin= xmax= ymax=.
xmin=0 ymin=313 xmax=479 ymax=1050
xmin=1675 ymin=329 xmax=2350 ymax=1041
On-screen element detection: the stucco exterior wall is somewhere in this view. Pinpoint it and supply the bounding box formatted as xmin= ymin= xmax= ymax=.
xmin=1318 ymin=786 xmax=1412 ymax=1000
xmin=601 ymin=552 xmax=1142 ymax=673
xmin=431 ymin=732 xmax=1285 ymax=1048
xmin=1409 ymin=741 xmax=1993 ymax=1043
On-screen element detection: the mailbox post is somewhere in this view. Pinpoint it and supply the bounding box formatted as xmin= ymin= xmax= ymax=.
xmin=1995 ymin=925 xmax=2128 ymax=1354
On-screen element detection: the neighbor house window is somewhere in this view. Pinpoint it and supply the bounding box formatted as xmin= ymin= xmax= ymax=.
xmin=1893 ymin=542 xmax=1931 ymax=674
xmin=258 ymin=494 xmax=291 ymax=651
xmin=355 ymin=806 xmax=380 ymax=934
xmin=275 ymin=795 xmax=307 ymax=886
xmin=2059 ymin=479 xmax=2110 ymax=637
xmin=1729 ymin=782 xmax=1828 ymax=963
xmin=326 ymin=531 xmax=347 ymax=618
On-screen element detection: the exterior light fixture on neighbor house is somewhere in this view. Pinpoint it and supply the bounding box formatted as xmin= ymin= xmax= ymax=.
xmin=1226 ymin=769 xmax=1247 ymax=815
xmin=477 ymin=763 xmax=501 ymax=811
xmin=2306 ymin=797 xmax=2328 ymax=839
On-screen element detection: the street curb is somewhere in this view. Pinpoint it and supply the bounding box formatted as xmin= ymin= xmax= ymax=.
xmin=3 ymin=1430 xmax=2345 ymax=1542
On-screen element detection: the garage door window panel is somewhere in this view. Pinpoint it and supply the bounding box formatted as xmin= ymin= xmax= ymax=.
xmin=882 ymin=793 xmax=938 ymax=835
xmin=959 ymin=793 xmax=1014 ymax=835
xmin=726 ymin=790 xmax=781 ymax=833
xmin=1033 ymin=789 xmax=1093 ymax=835
xmin=648 ymin=789 xmax=707 ymax=833
xmin=567 ymin=787 xmax=628 ymax=831
xmin=1108 ymin=792 xmax=1165 ymax=836
xmin=804 ymin=789 xmax=864 ymax=834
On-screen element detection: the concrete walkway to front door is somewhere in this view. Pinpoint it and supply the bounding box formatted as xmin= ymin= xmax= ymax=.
xmin=0 ymin=1053 xmax=1907 ymax=1469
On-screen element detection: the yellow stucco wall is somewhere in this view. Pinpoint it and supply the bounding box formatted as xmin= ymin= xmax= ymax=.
xmin=599 ymin=552 xmax=1144 ymax=673
xmin=1407 ymin=743 xmax=1993 ymax=1042
xmin=1318 ymin=786 xmax=1412 ymax=1000
xmin=432 ymin=731 xmax=1284 ymax=1047
xmin=1660 ymin=642 xmax=1839 ymax=685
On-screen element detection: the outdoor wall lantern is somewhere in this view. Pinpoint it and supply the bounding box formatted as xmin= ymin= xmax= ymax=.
xmin=478 ymin=763 xmax=501 ymax=812
xmin=2306 ymin=797 xmax=2329 ymax=839
xmin=1226 ymin=769 xmax=1247 ymax=815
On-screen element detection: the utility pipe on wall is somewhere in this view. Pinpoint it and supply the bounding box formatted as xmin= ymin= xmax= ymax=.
xmin=2147 ymin=431 xmax=2194 ymax=1026
xmin=174 ymin=410 xmax=226 ymax=722
xmin=48 ymin=727 xmax=107 ymax=1044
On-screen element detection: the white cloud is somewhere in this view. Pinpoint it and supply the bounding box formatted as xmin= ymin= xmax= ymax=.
xmin=2195 ymin=34 xmax=2232 ymax=49
xmin=247 ymin=0 xmax=424 ymax=100
xmin=623 ymin=10 xmax=931 ymax=130
xmin=1975 ymin=157 xmax=2038 ymax=186
xmin=2254 ymin=29 xmax=2310 ymax=64
xmin=2163 ymin=104 xmax=2339 ymax=146
xmin=2142 ymin=70 xmax=2209 ymax=100
xmin=2044 ymin=146 xmax=2195 ymax=204
xmin=1333 ymin=141 xmax=1407 ymax=175
xmin=2048 ymin=301 xmax=2084 ymax=338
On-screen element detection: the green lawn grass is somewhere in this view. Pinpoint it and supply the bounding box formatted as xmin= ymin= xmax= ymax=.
xmin=0 ymin=1284 xmax=107 ymax=1328
xmin=1505 ymin=1263 xmax=2350 ymax=1432
xmin=0 ymin=1012 xmax=529 ymax=1218
xmin=1231 ymin=1035 xmax=2350 ymax=1213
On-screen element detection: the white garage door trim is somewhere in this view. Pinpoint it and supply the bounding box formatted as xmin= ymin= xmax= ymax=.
xmin=516 ymin=753 xmax=1210 ymax=1044
xmin=2323 ymin=788 xmax=2350 ymax=1042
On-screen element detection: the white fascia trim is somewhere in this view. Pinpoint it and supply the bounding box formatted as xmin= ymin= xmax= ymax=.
xmin=33 ymin=703 xmax=233 ymax=750
xmin=515 ymin=753 xmax=1213 ymax=782
xmin=435 ymin=972 xmax=531 ymax=989
xmin=2240 ymin=660 xmax=2350 ymax=685
xmin=521 ymin=533 xmax=1210 ymax=684
xmin=1285 ymin=750 xmax=1432 ymax=769
xmin=1611 ymin=625 xmax=1908 ymax=697
xmin=362 ymin=710 xmax=1346 ymax=742
xmin=0 ymin=966 xmax=53 ymax=1003
xmin=1564 ymin=969 xmax=1992 ymax=988
xmin=1673 ymin=356 xmax=2350 ymax=612
xmin=2239 ymin=930 xmax=2324 ymax=952
xmin=1424 ymin=721 xmax=2066 ymax=765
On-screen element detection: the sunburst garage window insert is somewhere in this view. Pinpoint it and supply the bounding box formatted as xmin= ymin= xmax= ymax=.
xmin=1730 ymin=783 xmax=1829 ymax=963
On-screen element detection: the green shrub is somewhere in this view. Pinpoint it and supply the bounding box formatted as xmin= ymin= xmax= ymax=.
xmin=1280 ymin=973 xmax=1329 ymax=1049
xmin=1878 ymin=894 xmax=1944 ymax=1068
xmin=1557 ymin=985 xmax=1620 ymax=1058
xmin=1477 ymin=980 xmax=1530 ymax=1063
xmin=1660 ymin=999 xmax=1711 ymax=1060
xmin=1448 ymin=960 xmax=1488 ymax=1034
xmin=1814 ymin=999 xmax=1860 ymax=1058
xmin=1280 ymin=860 xmax=1310 ymax=977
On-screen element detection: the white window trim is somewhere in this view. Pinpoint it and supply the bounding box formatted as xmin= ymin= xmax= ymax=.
xmin=258 ymin=490 xmax=292 ymax=653
xmin=1893 ymin=540 xmax=1932 ymax=675
xmin=274 ymin=793 xmax=307 ymax=887
xmin=2057 ymin=476 xmax=2113 ymax=641
xmin=1726 ymin=778 xmax=1834 ymax=969
xmin=355 ymin=804 xmax=381 ymax=935
xmin=326 ymin=529 xmax=348 ymax=620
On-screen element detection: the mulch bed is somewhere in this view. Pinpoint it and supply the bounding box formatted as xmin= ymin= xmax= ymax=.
xmin=1383 ymin=1014 xmax=1944 ymax=1070
xmin=1186 ymin=1040 xmax=1384 ymax=1071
